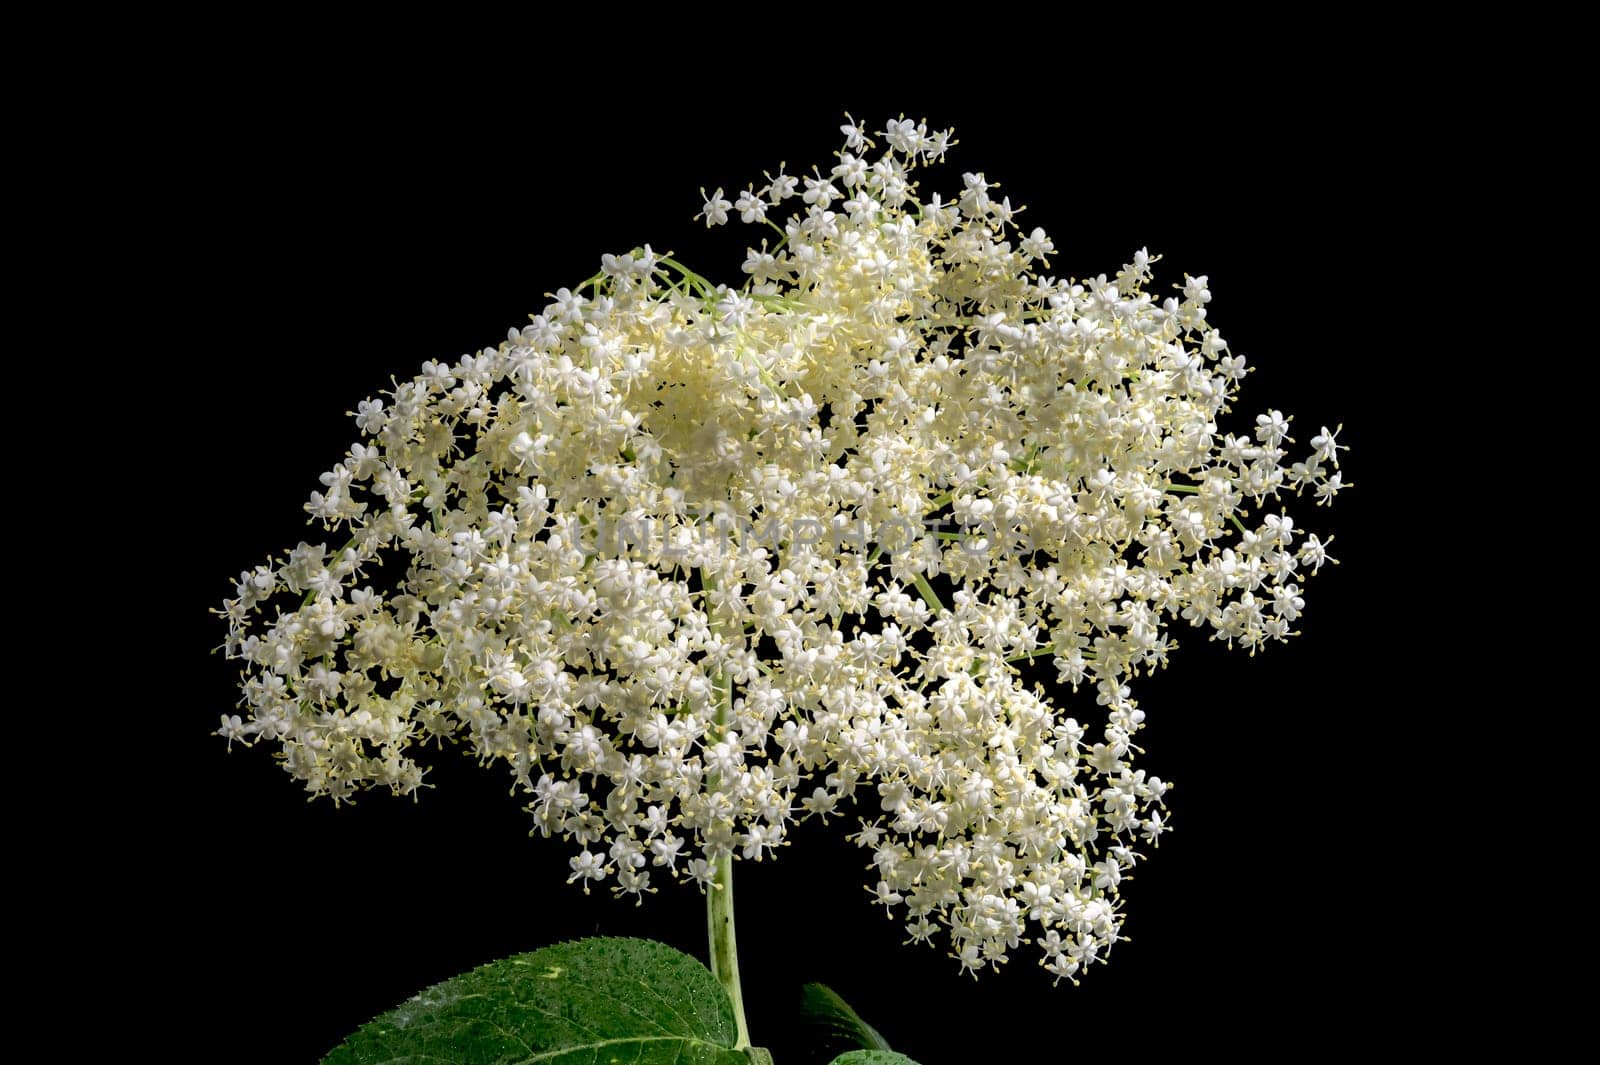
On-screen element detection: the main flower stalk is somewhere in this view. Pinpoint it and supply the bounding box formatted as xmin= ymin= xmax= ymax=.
xmin=707 ymin=654 xmax=751 ymax=1048
xmin=707 ymin=851 xmax=751 ymax=1049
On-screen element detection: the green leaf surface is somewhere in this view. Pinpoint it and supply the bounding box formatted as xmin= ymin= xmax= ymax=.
xmin=322 ymin=937 xmax=749 ymax=1065
xmin=829 ymin=1053 xmax=922 ymax=1065
xmin=799 ymin=983 xmax=891 ymax=1052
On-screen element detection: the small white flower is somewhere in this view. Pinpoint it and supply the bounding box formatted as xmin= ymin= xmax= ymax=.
xmin=764 ymin=169 xmax=798 ymax=203
xmin=216 ymin=714 xmax=248 ymax=748
xmin=1255 ymin=409 xmax=1292 ymax=447
xmin=697 ymin=187 xmax=732 ymax=227
xmin=839 ymin=115 xmax=867 ymax=151
xmin=734 ymin=189 xmax=767 ymax=224
xmin=567 ymin=850 xmax=609 ymax=892
xmin=1020 ymin=226 xmax=1055 ymax=263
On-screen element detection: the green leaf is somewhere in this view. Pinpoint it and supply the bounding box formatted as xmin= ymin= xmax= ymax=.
xmin=800 ymin=983 xmax=892 ymax=1051
xmin=829 ymin=1053 xmax=923 ymax=1065
xmin=323 ymin=936 xmax=751 ymax=1064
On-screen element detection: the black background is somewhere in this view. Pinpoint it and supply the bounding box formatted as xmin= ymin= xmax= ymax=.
xmin=122 ymin=71 xmax=1427 ymax=1063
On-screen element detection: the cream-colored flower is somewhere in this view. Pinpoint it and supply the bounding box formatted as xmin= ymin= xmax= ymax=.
xmin=218 ymin=115 xmax=1345 ymax=981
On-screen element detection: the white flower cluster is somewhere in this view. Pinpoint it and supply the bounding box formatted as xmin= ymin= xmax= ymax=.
xmin=218 ymin=115 xmax=1345 ymax=982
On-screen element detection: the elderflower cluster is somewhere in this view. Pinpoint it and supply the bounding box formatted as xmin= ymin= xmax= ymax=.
xmin=218 ymin=115 xmax=1345 ymax=983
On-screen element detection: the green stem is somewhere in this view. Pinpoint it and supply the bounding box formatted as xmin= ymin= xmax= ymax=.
xmin=707 ymin=850 xmax=751 ymax=1050
xmin=658 ymin=256 xmax=717 ymax=297
xmin=705 ymin=645 xmax=751 ymax=1049
xmin=700 ymin=572 xmax=751 ymax=1050
xmin=911 ymin=572 xmax=945 ymax=615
